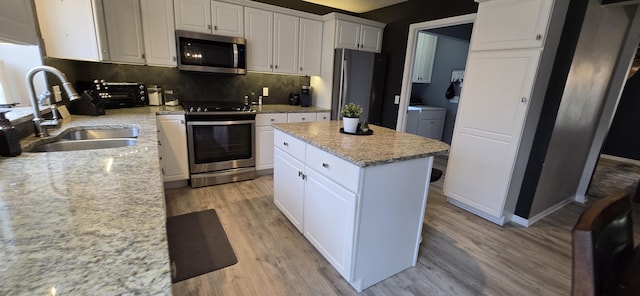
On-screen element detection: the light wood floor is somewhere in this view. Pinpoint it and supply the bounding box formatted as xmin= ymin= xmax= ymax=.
xmin=165 ymin=156 xmax=640 ymax=296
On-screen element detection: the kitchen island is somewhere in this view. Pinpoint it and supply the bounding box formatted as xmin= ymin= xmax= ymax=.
xmin=272 ymin=121 xmax=449 ymax=292
xmin=0 ymin=106 xmax=180 ymax=295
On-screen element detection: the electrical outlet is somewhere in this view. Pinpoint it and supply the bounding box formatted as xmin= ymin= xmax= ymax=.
xmin=394 ymin=95 xmax=400 ymax=104
xmin=262 ymin=87 xmax=269 ymax=97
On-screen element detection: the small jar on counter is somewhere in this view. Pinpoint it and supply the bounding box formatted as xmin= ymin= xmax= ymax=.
xmin=0 ymin=111 xmax=21 ymax=157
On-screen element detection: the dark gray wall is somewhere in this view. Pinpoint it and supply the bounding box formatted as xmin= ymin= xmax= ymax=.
xmin=411 ymin=34 xmax=469 ymax=144
xmin=361 ymin=1 xmax=478 ymax=128
xmin=44 ymin=58 xmax=309 ymax=105
xmin=602 ymin=71 xmax=640 ymax=160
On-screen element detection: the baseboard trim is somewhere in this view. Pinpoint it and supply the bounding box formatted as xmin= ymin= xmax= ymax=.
xmin=601 ymin=154 xmax=640 ymax=166
xmin=511 ymin=196 xmax=575 ymax=227
xmin=447 ymin=198 xmax=506 ymax=226
xmin=164 ymin=180 xmax=188 ymax=189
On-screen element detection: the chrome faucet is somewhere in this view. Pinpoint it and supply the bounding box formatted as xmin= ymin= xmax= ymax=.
xmin=26 ymin=66 xmax=81 ymax=137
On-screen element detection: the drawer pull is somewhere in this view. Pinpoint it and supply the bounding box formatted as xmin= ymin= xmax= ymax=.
xmin=302 ymin=117 xmax=306 ymax=120
xmin=322 ymin=163 xmax=329 ymax=168
xmin=298 ymin=171 xmax=302 ymax=177
xmin=270 ymin=118 xmax=275 ymax=121
xmin=283 ymin=142 xmax=289 ymax=146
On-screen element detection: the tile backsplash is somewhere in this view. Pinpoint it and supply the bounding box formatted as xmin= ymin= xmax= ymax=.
xmin=44 ymin=58 xmax=310 ymax=105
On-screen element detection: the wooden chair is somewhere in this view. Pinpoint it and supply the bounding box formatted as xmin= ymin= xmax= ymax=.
xmin=572 ymin=192 xmax=640 ymax=296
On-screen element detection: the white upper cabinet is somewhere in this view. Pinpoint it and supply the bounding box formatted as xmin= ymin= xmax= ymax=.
xmin=35 ymin=0 xmax=110 ymax=61
xmin=335 ymin=19 xmax=383 ymax=53
xmin=471 ymin=0 xmax=554 ymax=51
xmin=0 ymin=0 xmax=39 ymax=45
xmin=335 ymin=20 xmax=360 ymax=50
xmin=245 ymin=7 xmax=303 ymax=74
xmin=103 ymin=0 xmax=145 ymax=64
xmin=174 ymin=0 xmax=211 ymax=33
xmin=211 ymin=1 xmax=244 ymax=37
xmin=359 ymin=24 xmax=383 ymax=52
xmin=140 ymin=0 xmax=177 ymax=67
xmin=298 ymin=18 xmax=323 ymax=75
xmin=412 ymin=32 xmax=438 ymax=83
xmin=273 ymin=13 xmax=299 ymax=74
xmin=244 ymin=7 xmax=273 ymax=72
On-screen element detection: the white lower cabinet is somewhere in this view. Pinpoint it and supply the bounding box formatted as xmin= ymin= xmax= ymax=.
xmin=273 ymin=129 xmax=433 ymax=292
xmin=156 ymin=114 xmax=189 ymax=182
xmin=256 ymin=112 xmax=327 ymax=171
xmin=273 ymin=148 xmax=305 ymax=231
xmin=303 ymin=167 xmax=356 ymax=278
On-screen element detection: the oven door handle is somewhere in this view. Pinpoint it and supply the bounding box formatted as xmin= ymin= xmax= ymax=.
xmin=187 ymin=120 xmax=255 ymax=126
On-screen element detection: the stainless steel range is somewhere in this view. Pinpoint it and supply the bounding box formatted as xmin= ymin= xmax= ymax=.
xmin=183 ymin=101 xmax=256 ymax=188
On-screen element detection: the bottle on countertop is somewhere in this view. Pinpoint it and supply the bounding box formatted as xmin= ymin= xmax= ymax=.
xmin=258 ymin=96 xmax=263 ymax=105
xmin=0 ymin=111 xmax=21 ymax=157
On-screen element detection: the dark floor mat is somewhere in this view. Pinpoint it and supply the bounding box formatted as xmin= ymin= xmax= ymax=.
xmin=166 ymin=209 xmax=238 ymax=283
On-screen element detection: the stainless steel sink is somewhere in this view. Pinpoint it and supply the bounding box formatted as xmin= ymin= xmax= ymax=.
xmin=59 ymin=127 xmax=140 ymax=140
xmin=25 ymin=126 xmax=140 ymax=153
xmin=27 ymin=138 xmax=138 ymax=152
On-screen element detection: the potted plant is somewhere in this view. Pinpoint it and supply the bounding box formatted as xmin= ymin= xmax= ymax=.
xmin=341 ymin=102 xmax=363 ymax=133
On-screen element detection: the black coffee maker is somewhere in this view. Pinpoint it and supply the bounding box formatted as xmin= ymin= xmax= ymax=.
xmin=300 ymin=86 xmax=311 ymax=107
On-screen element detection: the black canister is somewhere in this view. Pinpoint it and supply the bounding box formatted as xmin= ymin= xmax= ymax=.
xmin=0 ymin=111 xmax=21 ymax=157
xmin=300 ymin=86 xmax=312 ymax=107
xmin=289 ymin=93 xmax=299 ymax=105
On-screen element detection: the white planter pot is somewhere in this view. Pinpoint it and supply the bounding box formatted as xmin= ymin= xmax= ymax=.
xmin=343 ymin=117 xmax=359 ymax=133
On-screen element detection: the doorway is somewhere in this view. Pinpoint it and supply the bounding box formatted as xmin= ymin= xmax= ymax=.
xmin=395 ymin=14 xmax=476 ymax=144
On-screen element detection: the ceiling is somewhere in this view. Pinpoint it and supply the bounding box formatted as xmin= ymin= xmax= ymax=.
xmin=302 ymin=0 xmax=408 ymax=13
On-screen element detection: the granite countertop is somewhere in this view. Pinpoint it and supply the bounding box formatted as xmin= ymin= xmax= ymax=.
xmin=273 ymin=121 xmax=449 ymax=167
xmin=252 ymin=104 xmax=331 ymax=113
xmin=0 ymin=106 xmax=181 ymax=295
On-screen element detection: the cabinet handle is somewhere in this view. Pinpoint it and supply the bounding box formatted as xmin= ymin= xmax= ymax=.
xmin=302 ymin=174 xmax=307 ymax=180
xmin=214 ymin=25 xmax=217 ymax=31
xmin=283 ymin=142 xmax=289 ymax=146
xmin=275 ymin=65 xmax=278 ymax=69
xmin=172 ymin=56 xmax=176 ymax=61
xmin=270 ymin=118 xmax=275 ymax=121
xmin=161 ymin=168 xmax=165 ymax=175
xmin=180 ymin=120 xmax=185 ymax=124
xmin=301 ymin=117 xmax=306 ymax=120
xmin=270 ymin=65 xmax=273 ymax=69
xmin=300 ymin=67 xmax=302 ymax=71
xmin=536 ymin=34 xmax=542 ymax=41
xmin=298 ymin=171 xmax=302 ymax=177
xmin=322 ymin=163 xmax=329 ymax=168
xmin=141 ymin=53 xmax=145 ymax=59
xmin=208 ymin=25 xmax=211 ymax=30
xmin=521 ymin=97 xmax=528 ymax=103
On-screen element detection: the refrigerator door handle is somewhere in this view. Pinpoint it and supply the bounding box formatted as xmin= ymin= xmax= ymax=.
xmin=340 ymin=59 xmax=348 ymax=118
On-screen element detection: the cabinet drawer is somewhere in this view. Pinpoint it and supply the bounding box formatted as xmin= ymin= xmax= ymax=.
xmin=420 ymin=110 xmax=446 ymax=120
xmin=274 ymin=129 xmax=306 ymax=161
xmin=256 ymin=113 xmax=288 ymax=126
xmin=316 ymin=112 xmax=330 ymax=121
xmin=288 ymin=112 xmax=316 ymax=123
xmin=305 ymin=145 xmax=360 ymax=192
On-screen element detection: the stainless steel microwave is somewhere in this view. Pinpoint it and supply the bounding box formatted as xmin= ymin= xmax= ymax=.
xmin=176 ymin=30 xmax=247 ymax=74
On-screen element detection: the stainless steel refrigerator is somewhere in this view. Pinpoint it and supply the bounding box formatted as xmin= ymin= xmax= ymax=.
xmin=331 ymin=48 xmax=387 ymax=124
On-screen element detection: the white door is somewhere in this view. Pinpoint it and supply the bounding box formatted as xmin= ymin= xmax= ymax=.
xmin=244 ymin=7 xmax=273 ymax=72
xmin=274 ymin=148 xmax=305 ymax=232
xmin=298 ymin=18 xmax=322 ymax=75
xmin=273 ymin=13 xmax=299 ymax=74
xmin=140 ymin=0 xmax=176 ymax=66
xmin=444 ymin=49 xmax=541 ymax=218
xmin=174 ymin=0 xmax=211 ymax=33
xmin=471 ymin=0 xmax=553 ymax=51
xmin=412 ymin=33 xmax=437 ymax=83
xmin=359 ymin=24 xmax=383 ymax=52
xmin=103 ymin=0 xmax=145 ymax=64
xmin=335 ymin=20 xmax=360 ymax=50
xmin=303 ymin=168 xmax=356 ymax=280
xmin=211 ymin=1 xmax=244 ymax=37
xmin=157 ymin=115 xmax=189 ymax=182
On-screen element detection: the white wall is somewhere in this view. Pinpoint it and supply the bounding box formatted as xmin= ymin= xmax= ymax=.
xmin=0 ymin=43 xmax=46 ymax=106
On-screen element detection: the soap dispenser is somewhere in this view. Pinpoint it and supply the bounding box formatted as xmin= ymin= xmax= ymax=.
xmin=0 ymin=111 xmax=22 ymax=157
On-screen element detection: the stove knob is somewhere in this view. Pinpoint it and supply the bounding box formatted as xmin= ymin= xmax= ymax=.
xmin=204 ymin=107 xmax=208 ymax=112
xmin=189 ymin=107 xmax=195 ymax=112
xmin=197 ymin=107 xmax=202 ymax=112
